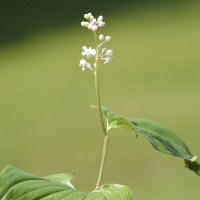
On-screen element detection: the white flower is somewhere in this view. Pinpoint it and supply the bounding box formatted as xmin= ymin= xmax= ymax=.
xmin=92 ymin=19 xmax=97 ymax=23
xmin=82 ymin=46 xmax=91 ymax=58
xmin=90 ymin=48 xmax=96 ymax=56
xmin=103 ymin=57 xmax=112 ymax=64
xmin=88 ymin=23 xmax=93 ymax=30
xmin=84 ymin=14 xmax=89 ymax=19
xmin=85 ymin=22 xmax=89 ymax=27
xmin=99 ymin=22 xmax=105 ymax=27
xmin=81 ymin=21 xmax=86 ymax=26
xmin=88 ymin=13 xmax=92 ymax=17
xmin=81 ymin=14 xmax=105 ymax=31
xmin=93 ymin=25 xmax=98 ymax=31
xmin=82 ymin=46 xmax=96 ymax=58
xmin=102 ymin=48 xmax=107 ymax=53
xmin=105 ymin=36 xmax=112 ymax=42
xmin=106 ymin=50 xmax=114 ymax=57
xmin=98 ymin=16 xmax=103 ymax=22
xmin=99 ymin=34 xmax=104 ymax=41
xmin=79 ymin=59 xmax=92 ymax=71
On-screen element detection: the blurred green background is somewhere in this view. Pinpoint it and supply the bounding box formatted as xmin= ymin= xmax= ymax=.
xmin=0 ymin=0 xmax=200 ymax=199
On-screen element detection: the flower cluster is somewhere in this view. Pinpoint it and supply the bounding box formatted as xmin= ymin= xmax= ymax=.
xmin=81 ymin=12 xmax=105 ymax=31
xmin=79 ymin=13 xmax=114 ymax=72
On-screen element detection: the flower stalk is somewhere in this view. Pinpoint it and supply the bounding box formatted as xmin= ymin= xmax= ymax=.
xmin=95 ymin=134 xmax=110 ymax=189
xmin=93 ymin=30 xmax=107 ymax=136
xmin=80 ymin=12 xmax=114 ymax=189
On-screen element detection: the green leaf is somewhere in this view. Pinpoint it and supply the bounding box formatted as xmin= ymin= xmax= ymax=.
xmin=101 ymin=105 xmax=200 ymax=176
xmin=86 ymin=184 xmax=133 ymax=200
xmin=45 ymin=173 xmax=76 ymax=189
xmin=0 ymin=165 xmax=133 ymax=200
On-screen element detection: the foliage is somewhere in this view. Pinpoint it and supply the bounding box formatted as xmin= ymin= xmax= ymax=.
xmin=101 ymin=105 xmax=200 ymax=176
xmin=0 ymin=166 xmax=133 ymax=200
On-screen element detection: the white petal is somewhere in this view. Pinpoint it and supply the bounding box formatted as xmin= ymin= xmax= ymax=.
xmin=104 ymin=57 xmax=112 ymax=64
xmin=92 ymin=19 xmax=96 ymax=24
xmin=106 ymin=57 xmax=112 ymax=62
xmin=84 ymin=14 xmax=89 ymax=19
xmin=99 ymin=34 xmax=104 ymax=40
xmin=81 ymin=21 xmax=86 ymax=26
xmin=98 ymin=16 xmax=103 ymax=22
xmin=106 ymin=50 xmax=113 ymax=56
xmin=99 ymin=22 xmax=105 ymax=27
xmin=93 ymin=26 xmax=98 ymax=31
xmin=82 ymin=46 xmax=87 ymax=50
xmin=86 ymin=63 xmax=91 ymax=68
xmin=88 ymin=13 xmax=92 ymax=17
xmin=87 ymin=54 xmax=91 ymax=58
xmin=85 ymin=22 xmax=89 ymax=27
xmin=102 ymin=48 xmax=107 ymax=53
xmin=90 ymin=49 xmax=96 ymax=56
xmin=80 ymin=59 xmax=86 ymax=65
xmin=88 ymin=24 xmax=93 ymax=30
xmin=105 ymin=36 xmax=112 ymax=42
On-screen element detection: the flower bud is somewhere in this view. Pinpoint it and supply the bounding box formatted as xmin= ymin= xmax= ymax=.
xmin=88 ymin=23 xmax=93 ymax=30
xmin=88 ymin=13 xmax=92 ymax=17
xmin=92 ymin=19 xmax=96 ymax=24
xmin=106 ymin=50 xmax=113 ymax=56
xmin=93 ymin=25 xmax=98 ymax=31
xmin=85 ymin=22 xmax=89 ymax=27
xmin=104 ymin=57 xmax=112 ymax=64
xmin=81 ymin=21 xmax=86 ymax=26
xmin=99 ymin=34 xmax=104 ymax=40
xmin=98 ymin=16 xmax=103 ymax=22
xmin=105 ymin=36 xmax=112 ymax=42
xmin=99 ymin=21 xmax=105 ymax=27
xmin=106 ymin=57 xmax=112 ymax=62
xmin=102 ymin=48 xmax=107 ymax=53
xmin=84 ymin=14 xmax=89 ymax=19
xmin=80 ymin=59 xmax=86 ymax=65
xmin=90 ymin=15 xmax=94 ymax=20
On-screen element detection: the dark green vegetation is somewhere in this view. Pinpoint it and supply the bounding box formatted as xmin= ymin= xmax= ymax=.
xmin=0 ymin=1 xmax=200 ymax=200
xmin=0 ymin=0 xmax=191 ymax=46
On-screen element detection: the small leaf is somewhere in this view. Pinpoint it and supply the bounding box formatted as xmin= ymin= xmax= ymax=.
xmin=0 ymin=166 xmax=133 ymax=200
xmin=101 ymin=105 xmax=200 ymax=176
xmin=91 ymin=105 xmax=98 ymax=108
xmin=45 ymin=173 xmax=76 ymax=189
xmin=86 ymin=184 xmax=133 ymax=200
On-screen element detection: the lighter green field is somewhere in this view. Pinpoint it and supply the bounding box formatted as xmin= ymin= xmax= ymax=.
xmin=0 ymin=2 xmax=200 ymax=199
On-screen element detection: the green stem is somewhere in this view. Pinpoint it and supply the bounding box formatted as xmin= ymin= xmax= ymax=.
xmin=93 ymin=31 xmax=106 ymax=136
xmin=93 ymin=31 xmax=109 ymax=188
xmin=96 ymin=134 xmax=110 ymax=189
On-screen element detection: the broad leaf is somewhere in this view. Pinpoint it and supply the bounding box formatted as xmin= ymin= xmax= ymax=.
xmin=86 ymin=184 xmax=133 ymax=200
xmin=101 ymin=105 xmax=200 ymax=176
xmin=0 ymin=165 xmax=133 ymax=200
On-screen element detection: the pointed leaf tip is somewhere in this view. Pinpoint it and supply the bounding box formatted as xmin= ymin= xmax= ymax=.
xmin=45 ymin=173 xmax=76 ymax=189
xmin=0 ymin=166 xmax=134 ymax=199
xmin=101 ymin=105 xmax=200 ymax=176
xmin=91 ymin=105 xmax=97 ymax=108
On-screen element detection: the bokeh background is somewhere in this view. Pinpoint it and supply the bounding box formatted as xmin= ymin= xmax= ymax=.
xmin=0 ymin=0 xmax=200 ymax=199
